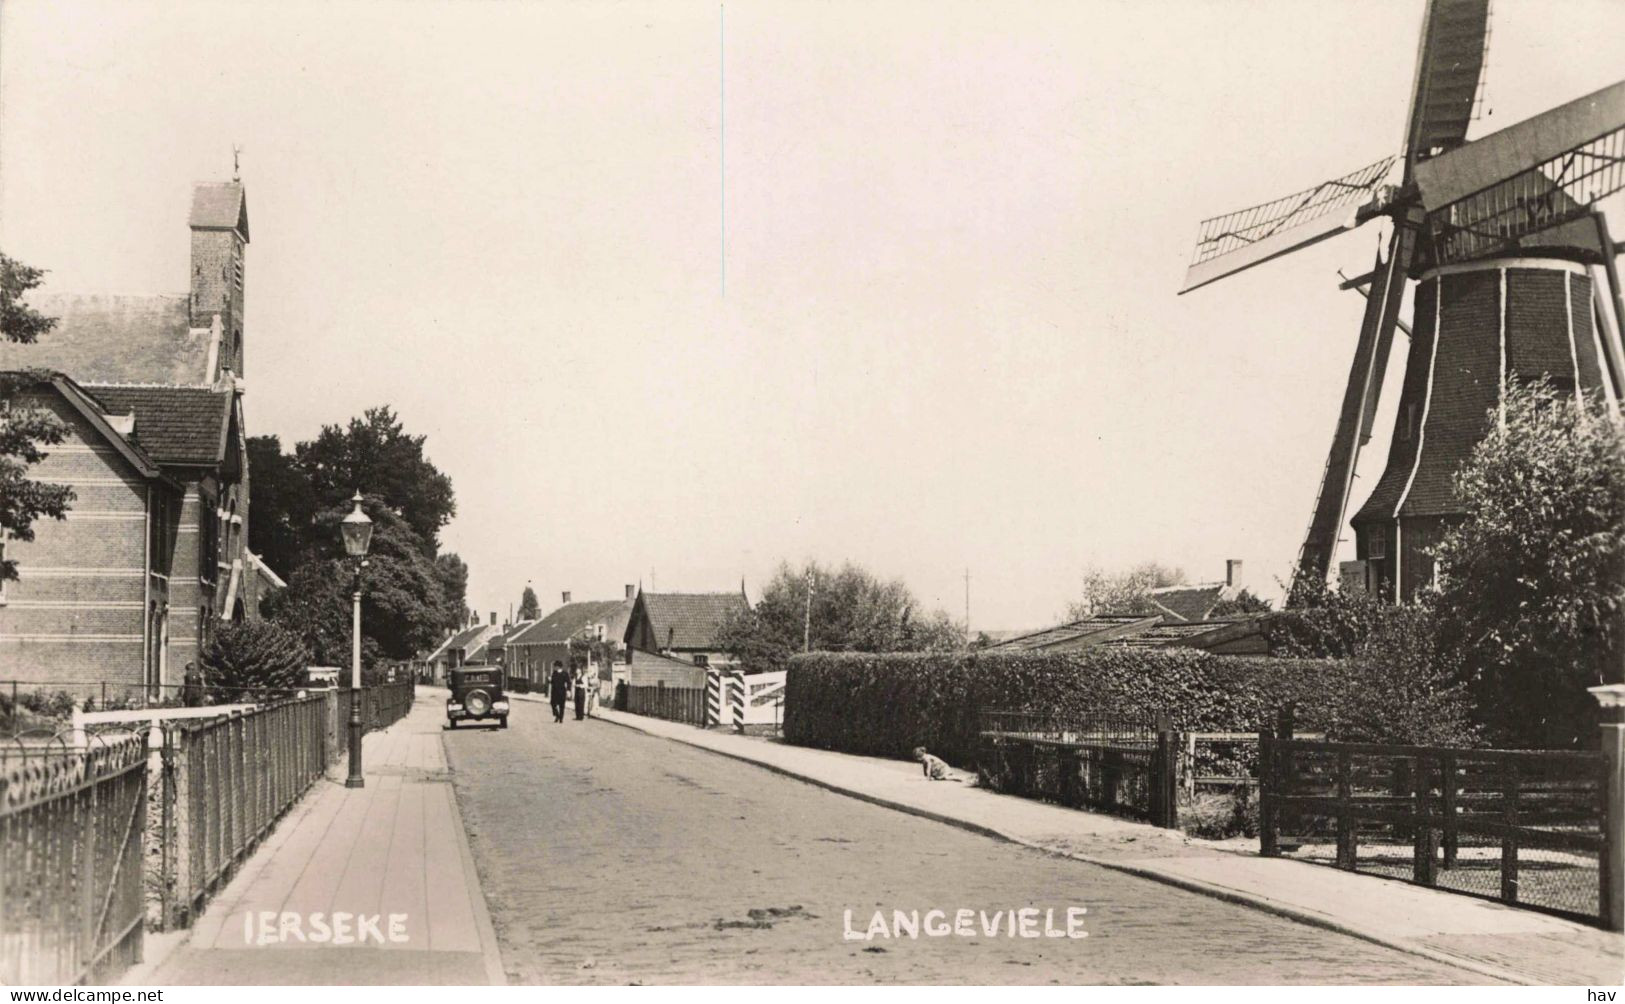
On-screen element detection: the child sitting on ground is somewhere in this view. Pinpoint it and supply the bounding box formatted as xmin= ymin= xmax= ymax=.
xmin=913 ymin=746 xmax=961 ymax=781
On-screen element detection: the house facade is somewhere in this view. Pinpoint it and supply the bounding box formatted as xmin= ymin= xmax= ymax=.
xmin=506 ymin=593 xmax=635 ymax=694
xmin=0 ymin=181 xmax=271 ymax=695
xmin=625 ymin=590 xmax=748 ymax=667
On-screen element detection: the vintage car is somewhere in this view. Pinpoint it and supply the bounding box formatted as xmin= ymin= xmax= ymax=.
xmin=446 ymin=667 xmax=509 ymax=729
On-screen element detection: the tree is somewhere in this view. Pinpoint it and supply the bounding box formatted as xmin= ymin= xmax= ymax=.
xmin=1210 ymin=588 xmax=1273 ymax=618
xmin=518 ymin=585 xmax=541 ymax=621
xmin=0 ymin=252 xmax=72 ymax=581
xmin=201 ymin=618 xmax=311 ymax=697
xmin=436 ymin=553 xmax=472 ymax=632
xmin=716 ymin=560 xmax=963 ymax=671
xmin=1432 ymin=380 xmax=1625 ymax=748
xmin=246 ymin=434 xmax=316 ymax=579
xmin=294 ymin=406 xmax=455 ymax=552
xmin=266 ymin=497 xmax=451 ymax=670
xmin=1066 ymin=562 xmax=1186 ymax=619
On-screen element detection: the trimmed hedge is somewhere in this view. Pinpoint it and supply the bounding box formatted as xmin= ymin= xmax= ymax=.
xmin=782 ymin=649 xmax=1349 ymax=766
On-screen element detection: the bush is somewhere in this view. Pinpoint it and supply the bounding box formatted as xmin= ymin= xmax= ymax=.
xmin=782 ymin=648 xmax=1352 ymax=767
xmin=202 ymin=618 xmax=311 ymax=697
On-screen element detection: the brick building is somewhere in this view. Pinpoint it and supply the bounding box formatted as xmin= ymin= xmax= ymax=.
xmin=0 ymin=180 xmax=274 ymax=695
xmin=625 ymin=589 xmax=749 ymax=667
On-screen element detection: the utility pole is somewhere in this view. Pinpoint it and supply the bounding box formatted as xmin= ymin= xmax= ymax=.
xmin=964 ymin=567 xmax=971 ymax=643
xmin=803 ymin=567 xmax=815 ymax=653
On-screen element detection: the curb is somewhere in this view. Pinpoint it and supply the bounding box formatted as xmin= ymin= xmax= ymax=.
xmin=594 ymin=709 xmax=1538 ymax=987
xmin=440 ymin=751 xmax=510 ymax=986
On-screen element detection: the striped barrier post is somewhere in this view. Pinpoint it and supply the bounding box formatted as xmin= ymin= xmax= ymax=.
xmin=728 ymin=670 xmax=745 ymax=732
xmin=705 ymin=669 xmax=723 ymax=727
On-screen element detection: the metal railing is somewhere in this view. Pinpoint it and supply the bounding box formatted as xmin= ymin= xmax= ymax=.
xmin=0 ymin=733 xmax=148 ymax=984
xmin=978 ymin=709 xmax=1180 ymax=827
xmin=155 ymin=695 xmax=330 ymax=929
xmin=1261 ymin=732 xmax=1612 ymax=926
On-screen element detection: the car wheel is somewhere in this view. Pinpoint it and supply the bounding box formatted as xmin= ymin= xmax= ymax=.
xmin=499 ymin=715 xmax=508 ymax=730
xmin=464 ymin=689 xmax=492 ymax=716
xmin=447 ymin=720 xmax=456 ymax=730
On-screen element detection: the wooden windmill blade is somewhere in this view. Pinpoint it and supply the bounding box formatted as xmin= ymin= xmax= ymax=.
xmin=1416 ymin=79 xmax=1625 ymax=266
xmin=1179 ymin=156 xmax=1396 ymax=294
xmin=1295 ymin=221 xmax=1417 ymax=583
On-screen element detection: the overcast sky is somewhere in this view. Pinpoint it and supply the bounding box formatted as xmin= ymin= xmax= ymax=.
xmin=2 ymin=0 xmax=1622 ymax=631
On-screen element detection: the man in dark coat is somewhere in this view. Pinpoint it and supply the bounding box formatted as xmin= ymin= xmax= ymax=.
xmin=549 ymin=661 xmax=570 ymax=723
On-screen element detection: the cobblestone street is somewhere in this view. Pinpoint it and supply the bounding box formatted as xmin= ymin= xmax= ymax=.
xmin=445 ymin=709 xmax=1489 ymax=985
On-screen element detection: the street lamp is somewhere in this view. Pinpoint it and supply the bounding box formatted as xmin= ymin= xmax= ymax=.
xmin=340 ymin=492 xmax=373 ymax=789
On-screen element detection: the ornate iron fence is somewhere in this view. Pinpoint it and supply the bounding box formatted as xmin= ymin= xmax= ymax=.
xmin=156 ymin=695 xmax=329 ymax=929
xmin=1261 ymin=732 xmax=1612 ymax=926
xmin=0 ymin=734 xmax=148 ymax=984
xmin=978 ymin=710 xmax=1180 ymax=827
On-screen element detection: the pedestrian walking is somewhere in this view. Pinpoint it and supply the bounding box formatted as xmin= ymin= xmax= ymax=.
xmin=572 ymin=666 xmax=586 ymax=721
xmin=549 ymin=660 xmax=569 ymax=723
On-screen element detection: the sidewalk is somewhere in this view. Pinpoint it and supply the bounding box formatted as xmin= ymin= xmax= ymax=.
xmin=127 ymin=688 xmax=505 ymax=986
xmin=576 ymin=701 xmax=1624 ymax=987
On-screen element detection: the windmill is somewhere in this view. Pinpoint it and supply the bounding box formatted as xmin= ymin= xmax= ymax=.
xmin=1183 ymin=0 xmax=1625 ymax=603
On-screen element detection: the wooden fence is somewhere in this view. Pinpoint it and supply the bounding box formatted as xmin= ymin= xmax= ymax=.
xmin=0 ymin=734 xmax=149 ymax=984
xmin=1261 ymin=712 xmax=1614 ymax=927
xmin=977 ymin=710 xmax=1180 ymax=828
xmin=626 ymin=683 xmax=707 ymax=726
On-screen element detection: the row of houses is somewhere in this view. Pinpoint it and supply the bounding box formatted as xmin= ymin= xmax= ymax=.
xmin=419 ymin=585 xmax=748 ymax=700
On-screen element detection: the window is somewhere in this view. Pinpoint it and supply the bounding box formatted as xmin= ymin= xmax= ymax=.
xmin=692 ymin=654 xmax=709 ymax=668
xmin=0 ymin=540 xmax=7 ymax=603
xmin=1402 ymin=403 xmax=1417 ymax=441
xmin=1368 ymin=527 xmax=1387 ymax=560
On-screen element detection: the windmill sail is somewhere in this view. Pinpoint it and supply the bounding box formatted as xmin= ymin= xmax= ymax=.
xmin=1180 ymin=156 xmax=1396 ymax=293
xmin=1405 ymin=0 xmax=1491 ymax=162
xmin=1296 ymin=222 xmax=1417 ymax=583
xmin=1418 ymin=80 xmax=1625 ymax=265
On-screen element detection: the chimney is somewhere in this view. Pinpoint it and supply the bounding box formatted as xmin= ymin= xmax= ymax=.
xmin=489 ymin=612 xmax=497 ymax=625
xmin=1226 ymin=560 xmax=1244 ymax=588
xmin=625 ymin=584 xmax=635 ymax=599
xmin=562 ymin=591 xmax=572 ymax=604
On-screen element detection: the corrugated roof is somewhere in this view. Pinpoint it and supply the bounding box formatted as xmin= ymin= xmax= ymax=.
xmin=0 ymin=293 xmax=214 ymax=386
xmin=82 ymin=385 xmax=231 ymax=465
xmin=510 ymin=600 xmax=627 ymax=646
xmin=642 ymin=592 xmax=747 ymax=650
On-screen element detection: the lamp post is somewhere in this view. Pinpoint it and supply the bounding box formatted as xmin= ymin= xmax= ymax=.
xmin=340 ymin=492 xmax=374 ymax=789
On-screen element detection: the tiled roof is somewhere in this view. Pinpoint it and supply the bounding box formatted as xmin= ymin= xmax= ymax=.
xmin=0 ymin=293 xmax=214 ymax=386
xmin=82 ymin=385 xmax=232 ymax=465
xmin=510 ymin=600 xmax=627 ymax=646
xmin=988 ymin=615 xmax=1160 ymax=651
xmin=642 ymin=592 xmax=747 ymax=650
xmin=1147 ymin=583 xmax=1238 ymax=623
xmin=189 ymin=182 xmax=248 ymax=237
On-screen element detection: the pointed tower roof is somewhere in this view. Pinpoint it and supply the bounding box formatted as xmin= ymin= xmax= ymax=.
xmin=188 ymin=182 xmax=248 ymax=240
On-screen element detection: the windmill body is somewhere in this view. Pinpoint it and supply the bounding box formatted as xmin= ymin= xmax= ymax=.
xmin=1183 ymin=0 xmax=1625 ymax=602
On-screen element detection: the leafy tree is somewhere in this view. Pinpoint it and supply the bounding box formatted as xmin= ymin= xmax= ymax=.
xmin=266 ymin=497 xmax=451 ymax=669
xmin=246 ymin=434 xmax=316 ymax=579
xmin=201 ymin=618 xmax=311 ymax=697
xmin=1320 ymin=598 xmax=1476 ymax=746
xmin=716 ymin=560 xmax=962 ymax=671
xmin=0 ymin=253 xmax=72 ymax=581
xmin=436 ymin=553 xmax=471 ymax=633
xmin=1210 ymin=588 xmax=1273 ymax=618
xmin=295 ymin=406 xmax=455 ymax=552
xmin=518 ymin=585 xmax=541 ymax=621
xmin=1433 ymin=380 xmax=1625 ymax=748
xmin=1066 ymin=562 xmax=1186 ymax=618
